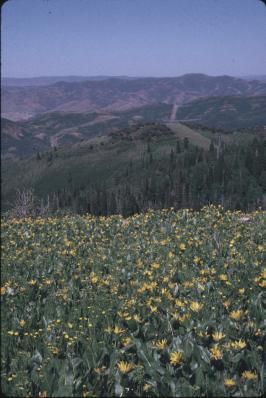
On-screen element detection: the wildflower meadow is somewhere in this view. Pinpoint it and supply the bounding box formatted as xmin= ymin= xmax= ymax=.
xmin=1 ymin=206 xmax=265 ymax=397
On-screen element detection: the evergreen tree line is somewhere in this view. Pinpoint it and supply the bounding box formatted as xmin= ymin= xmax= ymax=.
xmin=33 ymin=136 xmax=266 ymax=216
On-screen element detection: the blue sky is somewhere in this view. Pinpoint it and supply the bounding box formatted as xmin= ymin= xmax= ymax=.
xmin=1 ymin=0 xmax=266 ymax=77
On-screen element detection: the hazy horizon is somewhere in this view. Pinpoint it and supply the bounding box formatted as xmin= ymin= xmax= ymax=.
xmin=2 ymin=0 xmax=266 ymax=78
xmin=2 ymin=72 xmax=266 ymax=80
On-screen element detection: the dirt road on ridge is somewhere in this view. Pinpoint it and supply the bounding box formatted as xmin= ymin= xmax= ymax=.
xmin=170 ymin=103 xmax=179 ymax=121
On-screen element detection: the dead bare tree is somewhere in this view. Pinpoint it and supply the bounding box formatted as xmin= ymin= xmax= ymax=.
xmin=7 ymin=189 xmax=51 ymax=218
xmin=13 ymin=188 xmax=36 ymax=217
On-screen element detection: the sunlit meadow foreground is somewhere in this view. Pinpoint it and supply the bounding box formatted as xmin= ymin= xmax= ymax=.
xmin=1 ymin=206 xmax=265 ymax=397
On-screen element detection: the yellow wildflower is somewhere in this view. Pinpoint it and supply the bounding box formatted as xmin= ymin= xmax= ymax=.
xmin=175 ymin=299 xmax=185 ymax=307
xmin=143 ymin=270 xmax=152 ymax=277
xmin=170 ymin=351 xmax=183 ymax=366
xmin=122 ymin=337 xmax=132 ymax=346
xmin=160 ymin=239 xmax=168 ymax=246
xmin=38 ymin=391 xmax=48 ymax=397
xmin=210 ymin=345 xmax=223 ymax=360
xmin=242 ymin=371 xmax=257 ymax=381
xmin=28 ymin=279 xmax=37 ymax=286
xmin=113 ymin=326 xmax=125 ymax=335
xmin=229 ymin=310 xmax=242 ymax=320
xmin=219 ymin=274 xmax=228 ymax=281
xmin=64 ymin=239 xmax=71 ymax=247
xmin=143 ymin=383 xmax=151 ymax=392
xmin=193 ymin=256 xmax=201 ymax=264
xmin=94 ymin=366 xmax=106 ymax=375
xmin=136 ymin=259 xmax=143 ymax=268
xmin=190 ymin=301 xmax=203 ymax=312
xmin=231 ymin=340 xmax=246 ymax=350
xmin=260 ymin=268 xmax=266 ymax=279
xmin=212 ymin=332 xmax=225 ymax=342
xmin=223 ymin=300 xmax=231 ymax=309
xmin=179 ymin=243 xmax=186 ymax=251
xmin=152 ymin=339 xmax=167 ymax=349
xmin=133 ymin=314 xmax=142 ymax=323
xmin=117 ymin=361 xmax=135 ymax=373
xmin=178 ymin=313 xmax=190 ymax=322
xmin=118 ymin=311 xmax=131 ymax=320
xmin=50 ymin=346 xmax=59 ymax=355
xmin=183 ymin=281 xmax=193 ymax=288
xmin=91 ymin=276 xmax=98 ymax=284
xmin=224 ymin=378 xmax=236 ymax=388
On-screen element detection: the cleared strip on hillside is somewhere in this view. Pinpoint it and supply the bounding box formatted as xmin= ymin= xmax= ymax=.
xmin=166 ymin=122 xmax=211 ymax=149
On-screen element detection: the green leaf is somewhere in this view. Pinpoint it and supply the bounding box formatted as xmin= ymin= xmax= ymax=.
xmin=114 ymin=372 xmax=123 ymax=397
xmin=193 ymin=345 xmax=210 ymax=364
xmin=52 ymin=384 xmax=73 ymax=397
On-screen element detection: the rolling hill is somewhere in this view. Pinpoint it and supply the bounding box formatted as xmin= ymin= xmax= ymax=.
xmin=2 ymin=94 xmax=266 ymax=158
xmin=1 ymin=104 xmax=172 ymax=158
xmin=2 ymin=73 xmax=266 ymax=121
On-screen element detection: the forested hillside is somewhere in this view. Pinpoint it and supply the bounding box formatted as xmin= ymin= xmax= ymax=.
xmin=2 ymin=123 xmax=266 ymax=216
xmin=175 ymin=96 xmax=266 ymax=130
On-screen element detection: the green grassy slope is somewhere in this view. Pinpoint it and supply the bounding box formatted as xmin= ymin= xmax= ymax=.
xmin=166 ymin=122 xmax=211 ymax=149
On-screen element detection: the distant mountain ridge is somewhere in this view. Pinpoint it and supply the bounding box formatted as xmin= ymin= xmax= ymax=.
xmin=241 ymin=75 xmax=266 ymax=81
xmin=1 ymin=75 xmax=140 ymax=87
xmin=3 ymin=73 xmax=266 ymax=87
xmin=2 ymin=73 xmax=266 ymax=121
